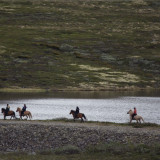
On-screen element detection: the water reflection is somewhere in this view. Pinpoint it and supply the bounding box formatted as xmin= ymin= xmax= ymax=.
xmin=0 ymin=90 xmax=160 ymax=100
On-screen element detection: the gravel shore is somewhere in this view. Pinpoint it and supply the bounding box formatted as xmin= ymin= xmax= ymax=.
xmin=0 ymin=120 xmax=159 ymax=153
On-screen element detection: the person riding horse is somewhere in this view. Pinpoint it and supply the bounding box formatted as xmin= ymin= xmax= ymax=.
xmin=5 ymin=104 xmax=10 ymax=116
xmin=21 ymin=104 xmax=27 ymax=116
xmin=75 ymin=106 xmax=79 ymax=118
xmin=132 ymin=107 xmax=137 ymax=119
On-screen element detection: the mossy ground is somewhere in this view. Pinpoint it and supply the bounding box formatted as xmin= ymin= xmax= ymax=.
xmin=0 ymin=0 xmax=160 ymax=91
xmin=0 ymin=143 xmax=160 ymax=160
xmin=39 ymin=118 xmax=160 ymax=128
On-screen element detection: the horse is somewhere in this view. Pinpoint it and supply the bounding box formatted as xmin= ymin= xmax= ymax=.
xmin=127 ymin=109 xmax=144 ymax=123
xmin=16 ymin=107 xmax=32 ymax=120
xmin=70 ymin=110 xmax=87 ymax=122
xmin=1 ymin=108 xmax=16 ymax=120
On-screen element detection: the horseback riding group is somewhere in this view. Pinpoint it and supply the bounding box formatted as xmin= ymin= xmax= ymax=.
xmin=1 ymin=103 xmax=144 ymax=123
xmin=1 ymin=104 xmax=32 ymax=120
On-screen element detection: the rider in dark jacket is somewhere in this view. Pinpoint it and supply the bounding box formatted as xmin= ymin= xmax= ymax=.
xmin=5 ymin=104 xmax=10 ymax=116
xmin=21 ymin=104 xmax=27 ymax=116
xmin=75 ymin=106 xmax=79 ymax=118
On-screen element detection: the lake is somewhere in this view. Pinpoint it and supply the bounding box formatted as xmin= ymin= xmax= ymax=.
xmin=0 ymin=91 xmax=160 ymax=124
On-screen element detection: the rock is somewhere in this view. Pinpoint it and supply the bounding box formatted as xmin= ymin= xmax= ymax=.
xmin=100 ymin=53 xmax=116 ymax=62
xmin=60 ymin=44 xmax=74 ymax=52
xmin=28 ymin=152 xmax=36 ymax=155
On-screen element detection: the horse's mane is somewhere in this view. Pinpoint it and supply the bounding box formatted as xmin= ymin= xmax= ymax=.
xmin=71 ymin=110 xmax=75 ymax=112
xmin=1 ymin=108 xmax=6 ymax=113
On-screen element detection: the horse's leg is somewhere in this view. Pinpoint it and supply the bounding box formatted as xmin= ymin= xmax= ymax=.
xmin=130 ymin=117 xmax=132 ymax=123
xmin=140 ymin=117 xmax=144 ymax=123
xmin=27 ymin=113 xmax=31 ymax=120
xmin=81 ymin=118 xmax=84 ymax=123
xmin=73 ymin=114 xmax=76 ymax=122
xmin=13 ymin=112 xmax=15 ymax=119
xmin=10 ymin=115 xmax=13 ymax=120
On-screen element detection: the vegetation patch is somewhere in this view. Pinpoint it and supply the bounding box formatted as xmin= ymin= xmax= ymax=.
xmin=0 ymin=143 xmax=160 ymax=160
xmin=0 ymin=0 xmax=159 ymax=91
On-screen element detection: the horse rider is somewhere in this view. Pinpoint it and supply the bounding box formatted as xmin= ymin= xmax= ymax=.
xmin=132 ymin=107 xmax=137 ymax=119
xmin=5 ymin=104 xmax=10 ymax=116
xmin=75 ymin=106 xmax=80 ymax=118
xmin=21 ymin=104 xmax=27 ymax=116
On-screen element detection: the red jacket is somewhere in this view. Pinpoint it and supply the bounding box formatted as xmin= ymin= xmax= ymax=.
xmin=134 ymin=108 xmax=137 ymax=114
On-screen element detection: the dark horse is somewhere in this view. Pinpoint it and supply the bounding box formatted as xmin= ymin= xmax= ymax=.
xmin=1 ymin=108 xmax=16 ymax=120
xmin=70 ymin=110 xmax=87 ymax=122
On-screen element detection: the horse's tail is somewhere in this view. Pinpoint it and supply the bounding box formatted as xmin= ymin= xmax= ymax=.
xmin=82 ymin=114 xmax=87 ymax=120
xmin=13 ymin=112 xmax=19 ymax=119
xmin=29 ymin=112 xmax=32 ymax=119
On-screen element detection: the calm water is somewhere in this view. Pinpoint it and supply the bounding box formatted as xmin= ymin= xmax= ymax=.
xmin=0 ymin=91 xmax=160 ymax=124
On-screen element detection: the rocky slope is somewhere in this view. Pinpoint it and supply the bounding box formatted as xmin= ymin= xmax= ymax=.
xmin=0 ymin=120 xmax=159 ymax=153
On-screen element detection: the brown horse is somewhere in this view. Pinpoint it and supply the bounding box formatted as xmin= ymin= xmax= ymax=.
xmin=1 ymin=108 xmax=16 ymax=120
xmin=70 ymin=110 xmax=87 ymax=122
xmin=127 ymin=109 xmax=144 ymax=123
xmin=16 ymin=107 xmax=32 ymax=120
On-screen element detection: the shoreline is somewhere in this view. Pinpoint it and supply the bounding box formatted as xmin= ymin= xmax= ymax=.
xmin=0 ymin=87 xmax=160 ymax=93
xmin=0 ymin=118 xmax=160 ymax=126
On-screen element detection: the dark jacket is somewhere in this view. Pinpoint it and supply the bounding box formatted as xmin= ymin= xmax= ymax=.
xmin=76 ymin=107 xmax=79 ymax=114
xmin=22 ymin=105 xmax=27 ymax=112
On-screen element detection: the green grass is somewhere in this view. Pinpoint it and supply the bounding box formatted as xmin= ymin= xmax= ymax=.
xmin=0 ymin=0 xmax=160 ymax=91
xmin=0 ymin=143 xmax=160 ymax=160
xmin=37 ymin=118 xmax=160 ymax=128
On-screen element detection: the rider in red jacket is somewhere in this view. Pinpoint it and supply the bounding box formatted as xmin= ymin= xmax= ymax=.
xmin=134 ymin=107 xmax=137 ymax=114
xmin=132 ymin=107 xmax=137 ymax=119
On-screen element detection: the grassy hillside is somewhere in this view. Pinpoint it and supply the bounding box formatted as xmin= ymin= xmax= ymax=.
xmin=0 ymin=0 xmax=160 ymax=91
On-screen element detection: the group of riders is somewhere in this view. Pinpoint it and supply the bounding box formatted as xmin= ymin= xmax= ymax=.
xmin=4 ymin=104 xmax=27 ymax=117
xmin=73 ymin=106 xmax=138 ymax=120
xmin=3 ymin=104 xmax=138 ymax=120
xmin=3 ymin=104 xmax=80 ymax=118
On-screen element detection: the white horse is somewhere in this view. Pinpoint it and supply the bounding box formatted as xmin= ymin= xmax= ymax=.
xmin=127 ymin=110 xmax=144 ymax=123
